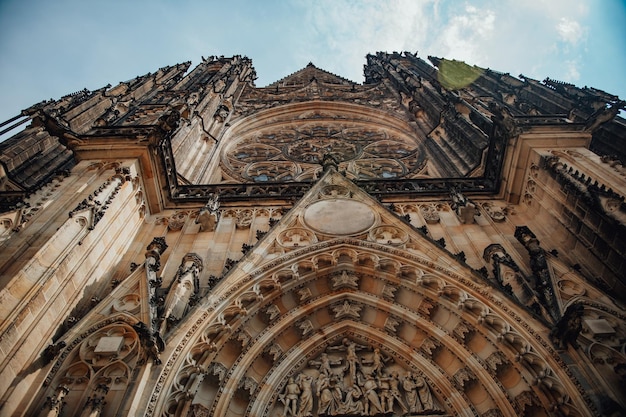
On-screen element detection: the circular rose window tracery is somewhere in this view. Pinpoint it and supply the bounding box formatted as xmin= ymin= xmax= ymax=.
xmin=222 ymin=110 xmax=428 ymax=182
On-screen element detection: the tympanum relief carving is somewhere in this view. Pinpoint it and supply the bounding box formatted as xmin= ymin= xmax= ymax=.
xmin=274 ymin=338 xmax=443 ymax=417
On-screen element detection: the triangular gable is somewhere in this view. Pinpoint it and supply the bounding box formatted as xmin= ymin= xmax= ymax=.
xmin=266 ymin=63 xmax=357 ymax=87
xmin=222 ymin=168 xmax=482 ymax=288
xmin=148 ymin=169 xmax=591 ymax=417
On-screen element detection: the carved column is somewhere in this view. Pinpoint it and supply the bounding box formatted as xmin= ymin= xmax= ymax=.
xmin=160 ymin=253 xmax=203 ymax=333
xmin=42 ymin=385 xmax=69 ymax=417
xmin=141 ymin=236 xmax=168 ymax=363
xmin=79 ymin=383 xmax=109 ymax=417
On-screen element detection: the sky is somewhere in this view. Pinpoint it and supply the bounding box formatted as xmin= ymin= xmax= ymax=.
xmin=0 ymin=0 xmax=625 ymax=125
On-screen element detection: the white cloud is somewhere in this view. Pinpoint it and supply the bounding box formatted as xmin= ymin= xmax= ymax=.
xmin=433 ymin=4 xmax=495 ymax=65
xmin=298 ymin=0 xmax=436 ymax=82
xmin=557 ymin=17 xmax=584 ymax=45
xmin=564 ymin=59 xmax=581 ymax=81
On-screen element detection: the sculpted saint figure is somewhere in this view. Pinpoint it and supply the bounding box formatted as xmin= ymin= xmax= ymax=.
xmin=327 ymin=338 xmax=366 ymax=383
xmin=340 ymin=384 xmax=364 ymax=415
xmin=415 ymin=374 xmax=435 ymax=411
xmin=362 ymin=374 xmax=384 ymax=415
xmin=281 ymin=377 xmax=300 ymax=417
xmin=384 ymin=371 xmax=408 ymax=414
xmin=402 ymin=371 xmax=419 ymax=413
xmin=316 ymin=373 xmax=342 ymax=415
xmin=309 ymin=353 xmax=340 ymax=376
xmin=296 ymin=374 xmax=313 ymax=417
xmin=345 ymin=341 xmax=360 ymax=382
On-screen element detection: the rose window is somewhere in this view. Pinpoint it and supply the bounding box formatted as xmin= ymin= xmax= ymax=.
xmin=222 ymin=122 xmax=426 ymax=182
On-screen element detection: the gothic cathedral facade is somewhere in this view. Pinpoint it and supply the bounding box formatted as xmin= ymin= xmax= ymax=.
xmin=0 ymin=52 xmax=625 ymax=417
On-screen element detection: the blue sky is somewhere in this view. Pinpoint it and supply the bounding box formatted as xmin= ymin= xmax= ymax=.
xmin=0 ymin=0 xmax=624 ymax=124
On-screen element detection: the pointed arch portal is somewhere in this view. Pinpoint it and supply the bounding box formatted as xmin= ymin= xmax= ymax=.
xmin=147 ymin=173 xmax=591 ymax=417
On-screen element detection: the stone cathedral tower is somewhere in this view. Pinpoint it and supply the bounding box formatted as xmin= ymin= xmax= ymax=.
xmin=0 ymin=52 xmax=625 ymax=417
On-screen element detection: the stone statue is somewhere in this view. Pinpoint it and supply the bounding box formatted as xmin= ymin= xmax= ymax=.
xmin=309 ymin=353 xmax=340 ymax=376
xmin=450 ymin=188 xmax=476 ymax=224
xmin=280 ymin=377 xmax=300 ymax=417
xmin=196 ymin=194 xmax=220 ymax=232
xmin=327 ymin=338 xmax=366 ymax=383
xmin=415 ymin=374 xmax=435 ymax=412
xmin=361 ymin=348 xmax=387 ymax=377
xmin=340 ymin=384 xmax=364 ymax=415
xmin=316 ymin=373 xmax=342 ymax=415
xmin=402 ymin=371 xmax=419 ymax=413
xmin=296 ymin=374 xmax=314 ymax=417
xmin=160 ymin=253 xmax=202 ymax=333
xmin=361 ymin=374 xmax=384 ymax=415
xmin=345 ymin=341 xmax=360 ymax=382
xmin=385 ymin=371 xmax=408 ymax=414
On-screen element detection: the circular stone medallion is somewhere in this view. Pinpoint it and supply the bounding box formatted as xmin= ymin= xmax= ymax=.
xmin=303 ymin=199 xmax=375 ymax=235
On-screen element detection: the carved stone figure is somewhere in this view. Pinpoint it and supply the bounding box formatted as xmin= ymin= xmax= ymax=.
xmin=276 ymin=339 xmax=442 ymax=416
xmin=196 ymin=194 xmax=220 ymax=232
xmin=345 ymin=341 xmax=360 ymax=382
xmin=361 ymin=374 xmax=384 ymax=415
xmin=309 ymin=353 xmax=340 ymax=376
xmin=297 ymin=374 xmax=314 ymax=417
xmin=281 ymin=377 xmax=300 ymax=417
xmin=450 ymin=188 xmax=477 ymax=224
xmin=160 ymin=253 xmax=202 ymax=333
xmin=385 ymin=371 xmax=408 ymax=414
xmin=402 ymin=371 xmax=419 ymax=413
xmin=550 ymin=303 xmax=584 ymax=349
xmin=340 ymin=384 xmax=364 ymax=415
xmin=316 ymin=373 xmax=342 ymax=415
xmin=415 ymin=374 xmax=435 ymax=412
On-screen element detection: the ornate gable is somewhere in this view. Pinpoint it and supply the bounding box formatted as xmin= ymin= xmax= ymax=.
xmin=267 ymin=63 xmax=356 ymax=87
xmin=143 ymin=170 xmax=594 ymax=417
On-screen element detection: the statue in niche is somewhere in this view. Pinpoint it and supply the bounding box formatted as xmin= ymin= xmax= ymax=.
xmin=213 ymin=104 xmax=230 ymax=123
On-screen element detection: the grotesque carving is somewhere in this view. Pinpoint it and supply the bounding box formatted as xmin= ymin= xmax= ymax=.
xmin=550 ymin=303 xmax=585 ymax=349
xmin=196 ymin=194 xmax=220 ymax=232
xmin=450 ymin=188 xmax=477 ymax=224
xmin=420 ymin=204 xmax=441 ymax=224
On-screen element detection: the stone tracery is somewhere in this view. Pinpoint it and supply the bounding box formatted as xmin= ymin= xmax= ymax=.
xmin=220 ymin=104 xmax=429 ymax=183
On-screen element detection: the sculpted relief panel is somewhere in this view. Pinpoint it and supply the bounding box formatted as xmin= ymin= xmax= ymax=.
xmin=275 ymin=338 xmax=443 ymax=417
